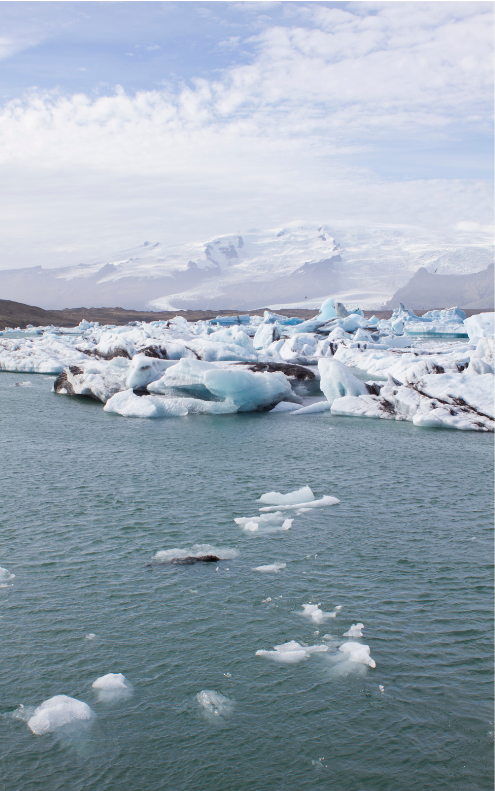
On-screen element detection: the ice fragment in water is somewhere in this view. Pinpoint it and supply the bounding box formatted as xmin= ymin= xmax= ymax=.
xmin=379 ymin=685 xmax=385 ymax=693
xmin=85 ymin=633 xmax=96 ymax=640
xmin=256 ymin=640 xmax=329 ymax=664
xmin=234 ymin=513 xmax=292 ymax=533
xmin=253 ymin=562 xmax=286 ymax=572
xmin=338 ymin=641 xmax=376 ymax=668
xmin=92 ymin=672 xmax=133 ymax=701
xmin=257 ymin=486 xmax=314 ymax=505
xmin=300 ymin=604 xmax=340 ymax=623
xmin=259 ymin=495 xmax=339 ymax=512
xmin=0 ymin=566 xmax=15 ymax=586
xmin=196 ymin=690 xmax=234 ymax=719
xmin=343 ymin=623 xmax=364 ymax=637
xmin=27 ymin=695 xmax=93 ymax=734
xmin=153 ymin=544 xmax=239 ymax=562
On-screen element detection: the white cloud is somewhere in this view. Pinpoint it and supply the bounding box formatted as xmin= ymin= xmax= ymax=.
xmin=0 ymin=2 xmax=492 ymax=268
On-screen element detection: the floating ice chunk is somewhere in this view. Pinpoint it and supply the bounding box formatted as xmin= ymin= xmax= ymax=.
xmin=257 ymin=486 xmax=314 ymax=505
xmin=464 ymin=312 xmax=494 ymax=342
xmin=104 ymin=389 xmax=189 ymax=418
xmin=259 ymin=495 xmax=339 ymax=512
xmin=301 ymin=604 xmax=339 ymax=624
xmin=196 ymin=690 xmax=234 ymax=719
xmin=318 ymin=358 xmax=368 ymax=405
xmin=289 ymin=401 xmax=330 ymax=415
xmin=235 ymin=512 xmax=292 ymax=533
xmin=153 ymin=544 xmax=239 ymax=562
xmin=14 ymin=381 xmax=32 ymax=387
xmin=256 ymin=640 xmax=329 ymax=664
xmin=85 ymin=633 xmax=96 ymax=640
xmin=338 ymin=641 xmax=376 ymax=668
xmin=253 ymin=562 xmax=286 ymax=573
xmin=27 ymin=695 xmax=93 ymax=735
xmin=270 ymin=401 xmax=298 ymax=412
xmin=379 ymin=685 xmax=385 ymax=693
xmin=343 ymin=623 xmax=364 ymax=637
xmin=0 ymin=566 xmax=15 ymax=586
xmin=92 ymin=673 xmax=133 ymax=701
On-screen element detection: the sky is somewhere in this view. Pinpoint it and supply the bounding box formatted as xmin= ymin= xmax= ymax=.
xmin=0 ymin=0 xmax=493 ymax=269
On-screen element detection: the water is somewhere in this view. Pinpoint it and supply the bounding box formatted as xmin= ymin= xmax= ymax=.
xmin=0 ymin=372 xmax=493 ymax=791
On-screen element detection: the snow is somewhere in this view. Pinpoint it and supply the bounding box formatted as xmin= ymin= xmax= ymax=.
xmin=27 ymin=695 xmax=93 ymax=734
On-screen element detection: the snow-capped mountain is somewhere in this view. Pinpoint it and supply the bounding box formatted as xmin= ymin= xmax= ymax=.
xmin=0 ymin=221 xmax=492 ymax=311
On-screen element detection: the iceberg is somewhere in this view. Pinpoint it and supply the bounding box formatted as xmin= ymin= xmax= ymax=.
xmin=318 ymin=358 xmax=368 ymax=405
xmin=255 ymin=640 xmax=329 ymax=664
xmin=27 ymin=695 xmax=93 ymax=734
xmin=257 ymin=486 xmax=315 ymax=505
xmin=196 ymin=690 xmax=234 ymax=719
xmin=338 ymin=642 xmax=376 ymax=668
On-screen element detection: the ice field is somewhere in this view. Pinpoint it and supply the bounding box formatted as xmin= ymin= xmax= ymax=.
xmin=1 ymin=298 xmax=493 ymax=432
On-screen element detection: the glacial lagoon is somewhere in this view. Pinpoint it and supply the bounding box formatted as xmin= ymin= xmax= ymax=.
xmin=0 ymin=369 xmax=492 ymax=791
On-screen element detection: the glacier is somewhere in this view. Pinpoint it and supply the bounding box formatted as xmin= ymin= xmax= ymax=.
xmin=1 ymin=301 xmax=493 ymax=432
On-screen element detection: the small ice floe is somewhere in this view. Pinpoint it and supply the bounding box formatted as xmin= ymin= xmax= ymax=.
xmin=153 ymin=544 xmax=238 ymax=563
xmin=234 ymin=513 xmax=292 ymax=533
xmin=0 ymin=566 xmax=15 ymax=587
xmin=92 ymin=673 xmax=133 ymax=702
xmin=257 ymin=486 xmax=314 ymax=505
xmin=85 ymin=633 xmax=96 ymax=640
xmin=259 ymin=495 xmax=339 ymax=513
xmin=289 ymin=401 xmax=330 ymax=416
xmin=256 ymin=640 xmax=328 ymax=664
xmin=27 ymin=695 xmax=93 ymax=734
xmin=300 ymin=603 xmax=340 ymax=624
xmin=338 ymin=641 xmax=376 ymax=668
xmin=379 ymin=685 xmax=385 ymax=693
xmin=343 ymin=623 xmax=364 ymax=638
xmin=270 ymin=401 xmax=297 ymax=412
xmin=261 ymin=597 xmax=272 ymax=603
xmin=253 ymin=562 xmax=286 ymax=573
xmin=14 ymin=381 xmax=33 ymax=387
xmin=196 ymin=690 xmax=234 ymax=720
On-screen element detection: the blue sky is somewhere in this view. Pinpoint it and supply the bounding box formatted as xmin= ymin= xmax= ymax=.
xmin=0 ymin=1 xmax=492 ymax=268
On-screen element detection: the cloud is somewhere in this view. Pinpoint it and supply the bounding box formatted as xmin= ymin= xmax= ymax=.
xmin=0 ymin=2 xmax=492 ymax=268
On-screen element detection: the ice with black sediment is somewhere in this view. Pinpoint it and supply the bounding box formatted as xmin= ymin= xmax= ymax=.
xmin=153 ymin=544 xmax=239 ymax=563
xmin=2 ymin=299 xmax=492 ymax=430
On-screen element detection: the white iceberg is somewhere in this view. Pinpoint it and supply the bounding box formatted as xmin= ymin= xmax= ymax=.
xmin=255 ymin=640 xmax=329 ymax=664
xmin=196 ymin=690 xmax=234 ymax=719
xmin=0 ymin=566 xmax=15 ymax=586
xmin=258 ymin=495 xmax=340 ymax=512
xmin=27 ymin=695 xmax=93 ymax=734
xmin=92 ymin=673 xmax=133 ymax=701
xmin=253 ymin=562 xmax=286 ymax=572
xmin=300 ymin=604 xmax=339 ymax=624
xmin=257 ymin=486 xmax=315 ymax=505
xmin=343 ymin=623 xmax=364 ymax=637
xmin=234 ymin=513 xmax=293 ymax=532
xmin=338 ymin=641 xmax=376 ymax=668
xmin=318 ymin=358 xmax=368 ymax=405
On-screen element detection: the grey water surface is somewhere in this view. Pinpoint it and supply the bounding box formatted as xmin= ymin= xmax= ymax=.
xmin=0 ymin=372 xmax=493 ymax=791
